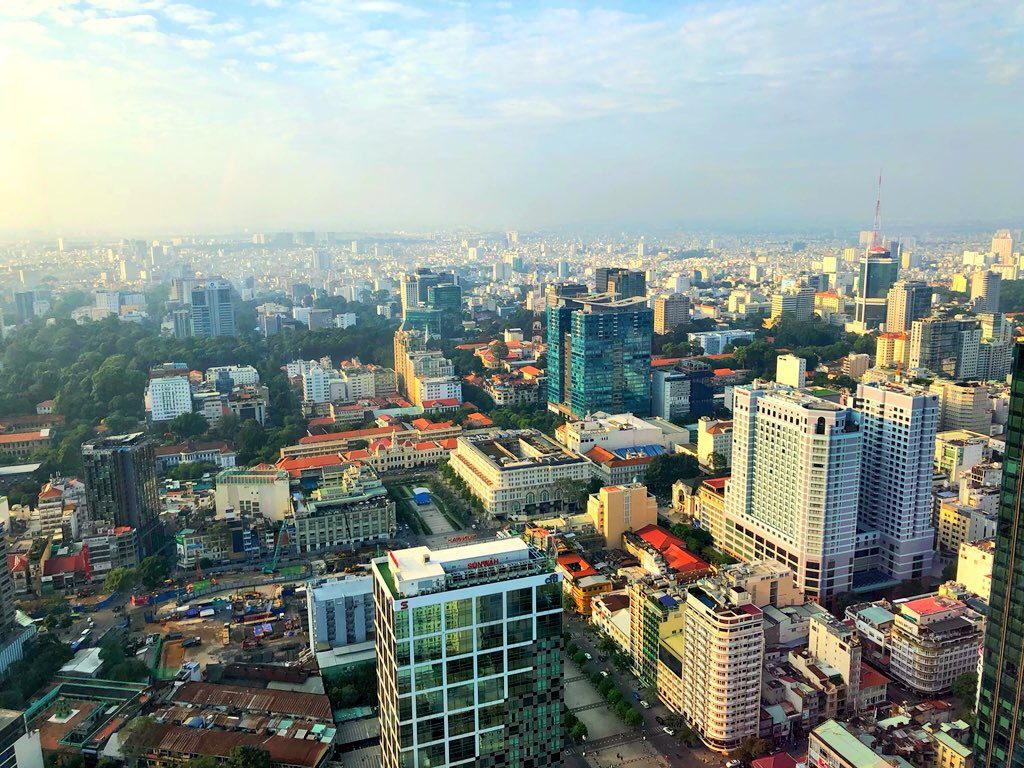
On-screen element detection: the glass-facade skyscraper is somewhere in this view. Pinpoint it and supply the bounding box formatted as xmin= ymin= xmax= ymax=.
xmin=976 ymin=343 xmax=1024 ymax=767
xmin=546 ymin=293 xmax=653 ymax=418
xmin=373 ymin=538 xmax=563 ymax=768
xmin=854 ymin=246 xmax=899 ymax=330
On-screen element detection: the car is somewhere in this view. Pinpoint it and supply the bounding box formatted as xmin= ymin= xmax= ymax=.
xmin=584 ymin=652 xmax=592 ymax=660
xmin=726 ymin=761 xmax=743 ymax=768
xmin=632 ymin=692 xmax=641 ymax=701
xmin=599 ymin=670 xmax=609 ymax=678
xmin=655 ymin=716 xmax=666 ymax=725
xmin=662 ymin=727 xmax=675 ymax=736
xmin=639 ymin=700 xmax=650 ymax=709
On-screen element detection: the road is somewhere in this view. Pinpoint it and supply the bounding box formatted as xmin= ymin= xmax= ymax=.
xmin=564 ymin=613 xmax=730 ymax=768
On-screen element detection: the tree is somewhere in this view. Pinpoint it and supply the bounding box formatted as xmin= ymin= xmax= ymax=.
xmin=623 ymin=709 xmax=643 ymax=727
xmin=952 ymin=672 xmax=977 ymax=703
xmin=104 ymin=567 xmax=138 ymax=593
xmin=226 ymin=746 xmax=271 ymax=768
xmin=570 ymin=721 xmax=588 ymax=742
xmin=643 ymin=453 xmax=700 ymax=498
xmin=736 ymin=736 xmax=769 ymax=762
xmin=709 ymin=451 xmax=728 ymax=472
xmin=490 ymin=340 xmax=509 ymax=360
xmin=137 ymin=556 xmax=169 ymax=589
xmin=169 ymin=411 xmax=210 ymax=440
xmin=186 ymin=758 xmax=221 ymax=768
xmin=942 ymin=560 xmax=958 ymax=581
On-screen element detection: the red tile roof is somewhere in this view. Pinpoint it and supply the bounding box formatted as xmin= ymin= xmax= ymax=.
xmin=557 ymin=553 xmax=598 ymax=580
xmin=752 ymin=753 xmax=799 ymax=768
xmin=860 ymin=664 xmax=890 ymax=689
xmin=276 ymin=454 xmax=346 ymax=476
xmin=633 ymin=524 xmax=710 ymax=575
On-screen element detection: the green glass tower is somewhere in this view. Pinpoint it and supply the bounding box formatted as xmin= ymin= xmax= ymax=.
xmin=546 ymin=293 xmax=653 ymax=418
xmin=976 ymin=342 xmax=1024 ymax=767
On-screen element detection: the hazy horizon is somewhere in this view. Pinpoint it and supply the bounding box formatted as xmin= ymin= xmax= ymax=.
xmin=3 ymin=1 xmax=1022 ymax=235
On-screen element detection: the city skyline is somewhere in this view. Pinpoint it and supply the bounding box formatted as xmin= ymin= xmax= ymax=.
xmin=3 ymin=1 xmax=1023 ymax=235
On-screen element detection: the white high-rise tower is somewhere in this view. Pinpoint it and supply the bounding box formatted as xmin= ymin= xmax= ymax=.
xmin=853 ymin=382 xmax=938 ymax=581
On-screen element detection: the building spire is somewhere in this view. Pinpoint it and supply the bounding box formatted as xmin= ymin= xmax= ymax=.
xmin=871 ymin=170 xmax=883 ymax=249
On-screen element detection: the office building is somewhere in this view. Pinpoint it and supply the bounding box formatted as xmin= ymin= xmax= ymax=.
xmin=291 ymin=463 xmax=395 ymax=552
xmin=596 ymin=267 xmax=646 ymax=299
xmin=770 ymin=286 xmax=815 ymax=323
xmin=449 ymin=430 xmax=591 ymax=520
xmin=651 ymin=364 xmax=714 ymax=421
xmin=687 ymin=329 xmax=755 ymax=355
xmin=854 ymin=383 xmax=938 ymax=581
xmin=189 ymin=279 xmax=236 ymax=337
xmin=909 ymin=316 xmax=981 ymax=379
xmin=977 ymin=345 xmax=1024 ymax=766
xmin=886 ymin=280 xmax=933 ymax=333
xmin=653 ymin=294 xmax=690 ymax=334
xmin=656 ymin=569 xmax=767 ymax=752
xmin=977 ymin=312 xmax=1015 ymax=381
xmin=13 ymin=291 xmax=34 ymax=322
xmin=426 ymin=283 xmax=463 ymax=337
xmin=992 ymin=229 xmax=1015 ymax=266
xmin=214 ymin=466 xmax=291 ymax=521
xmin=372 ymin=538 xmax=563 ymax=768
xmin=971 ymin=270 xmax=1002 ymax=314
xmin=144 ymin=370 xmax=193 ymax=423
xmin=723 ymin=382 xmax=861 ymax=602
xmin=854 ymin=246 xmax=899 ymax=330
xmin=307 ymin=575 xmax=374 ymax=649
xmin=776 ymin=354 xmax=806 ymax=388
xmin=586 ymin=483 xmax=658 ymax=548
xmin=546 ymin=293 xmax=653 ymax=419
xmin=81 ymin=433 xmax=161 ymax=556
xmin=889 ymin=594 xmax=984 ymax=694
xmin=929 ymin=380 xmax=992 ymax=433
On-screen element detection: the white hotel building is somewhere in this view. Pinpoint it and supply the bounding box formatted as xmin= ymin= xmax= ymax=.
xmin=372 ymin=538 xmax=564 ymax=768
xmin=723 ymin=382 xmax=861 ymax=603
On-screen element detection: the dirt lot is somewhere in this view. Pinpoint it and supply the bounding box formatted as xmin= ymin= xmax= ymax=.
xmin=160 ymin=639 xmax=186 ymax=669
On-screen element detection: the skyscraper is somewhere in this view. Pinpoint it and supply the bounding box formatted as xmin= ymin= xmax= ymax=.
xmin=82 ymin=433 xmax=161 ymax=556
xmin=971 ymin=270 xmax=1002 ymax=314
xmin=595 ymin=267 xmax=645 ymax=299
xmin=975 ymin=343 xmax=1024 ymax=767
xmin=546 ymin=293 xmax=653 ymax=418
xmin=853 ymin=383 xmax=938 ymax=581
xmin=854 ymin=247 xmax=899 ymax=330
xmin=723 ymin=382 xmax=861 ymax=603
xmin=372 ymin=538 xmax=563 ymax=768
xmin=885 ymin=280 xmax=933 ymax=333
xmin=189 ymin=279 xmax=236 ymax=337
xmin=908 ymin=316 xmax=981 ymax=378
xmin=426 ymin=283 xmax=463 ymax=337
xmin=992 ymin=229 xmax=1015 ymax=266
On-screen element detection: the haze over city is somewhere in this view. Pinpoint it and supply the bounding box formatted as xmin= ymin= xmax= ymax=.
xmin=4 ymin=0 xmax=1023 ymax=236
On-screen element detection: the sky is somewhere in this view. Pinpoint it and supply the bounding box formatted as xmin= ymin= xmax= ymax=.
xmin=2 ymin=0 xmax=1023 ymax=236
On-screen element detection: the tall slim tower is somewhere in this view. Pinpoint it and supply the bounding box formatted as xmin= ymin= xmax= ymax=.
xmin=373 ymin=539 xmax=564 ymax=768
xmin=853 ymin=383 xmax=938 ymax=581
xmin=971 ymin=270 xmax=1002 ymax=314
xmin=992 ymin=229 xmax=1015 ymax=266
xmin=976 ymin=343 xmax=1024 ymax=767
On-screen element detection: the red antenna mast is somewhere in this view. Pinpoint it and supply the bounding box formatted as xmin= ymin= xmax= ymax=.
xmin=871 ymin=170 xmax=882 ymax=248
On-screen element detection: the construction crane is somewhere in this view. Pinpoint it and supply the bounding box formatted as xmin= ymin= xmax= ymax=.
xmin=262 ymin=523 xmax=289 ymax=575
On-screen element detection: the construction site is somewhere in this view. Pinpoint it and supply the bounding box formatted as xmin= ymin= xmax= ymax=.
xmin=144 ymin=581 xmax=313 ymax=681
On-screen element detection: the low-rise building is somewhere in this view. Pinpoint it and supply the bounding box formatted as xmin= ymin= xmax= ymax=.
xmin=936 ymin=501 xmax=996 ymax=554
xmin=556 ymin=553 xmax=612 ymax=615
xmin=291 ymin=463 xmax=395 ymax=553
xmin=448 ymin=429 xmax=591 ymax=520
xmin=214 ymin=465 xmax=291 ymax=521
xmin=808 ymin=719 xmax=909 ymax=768
xmin=154 ymin=441 xmax=237 ymax=473
xmin=956 ymin=538 xmax=994 ymax=602
xmin=623 ymin=524 xmax=711 ymax=582
xmin=590 ymin=590 xmax=631 ymax=653
xmin=888 ymin=594 xmax=985 ymax=694
xmin=934 ymin=430 xmax=989 ymax=483
xmin=696 ymin=417 xmax=732 ymax=469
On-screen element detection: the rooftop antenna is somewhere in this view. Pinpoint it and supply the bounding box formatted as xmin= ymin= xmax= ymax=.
xmin=871 ymin=170 xmax=883 ymax=249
